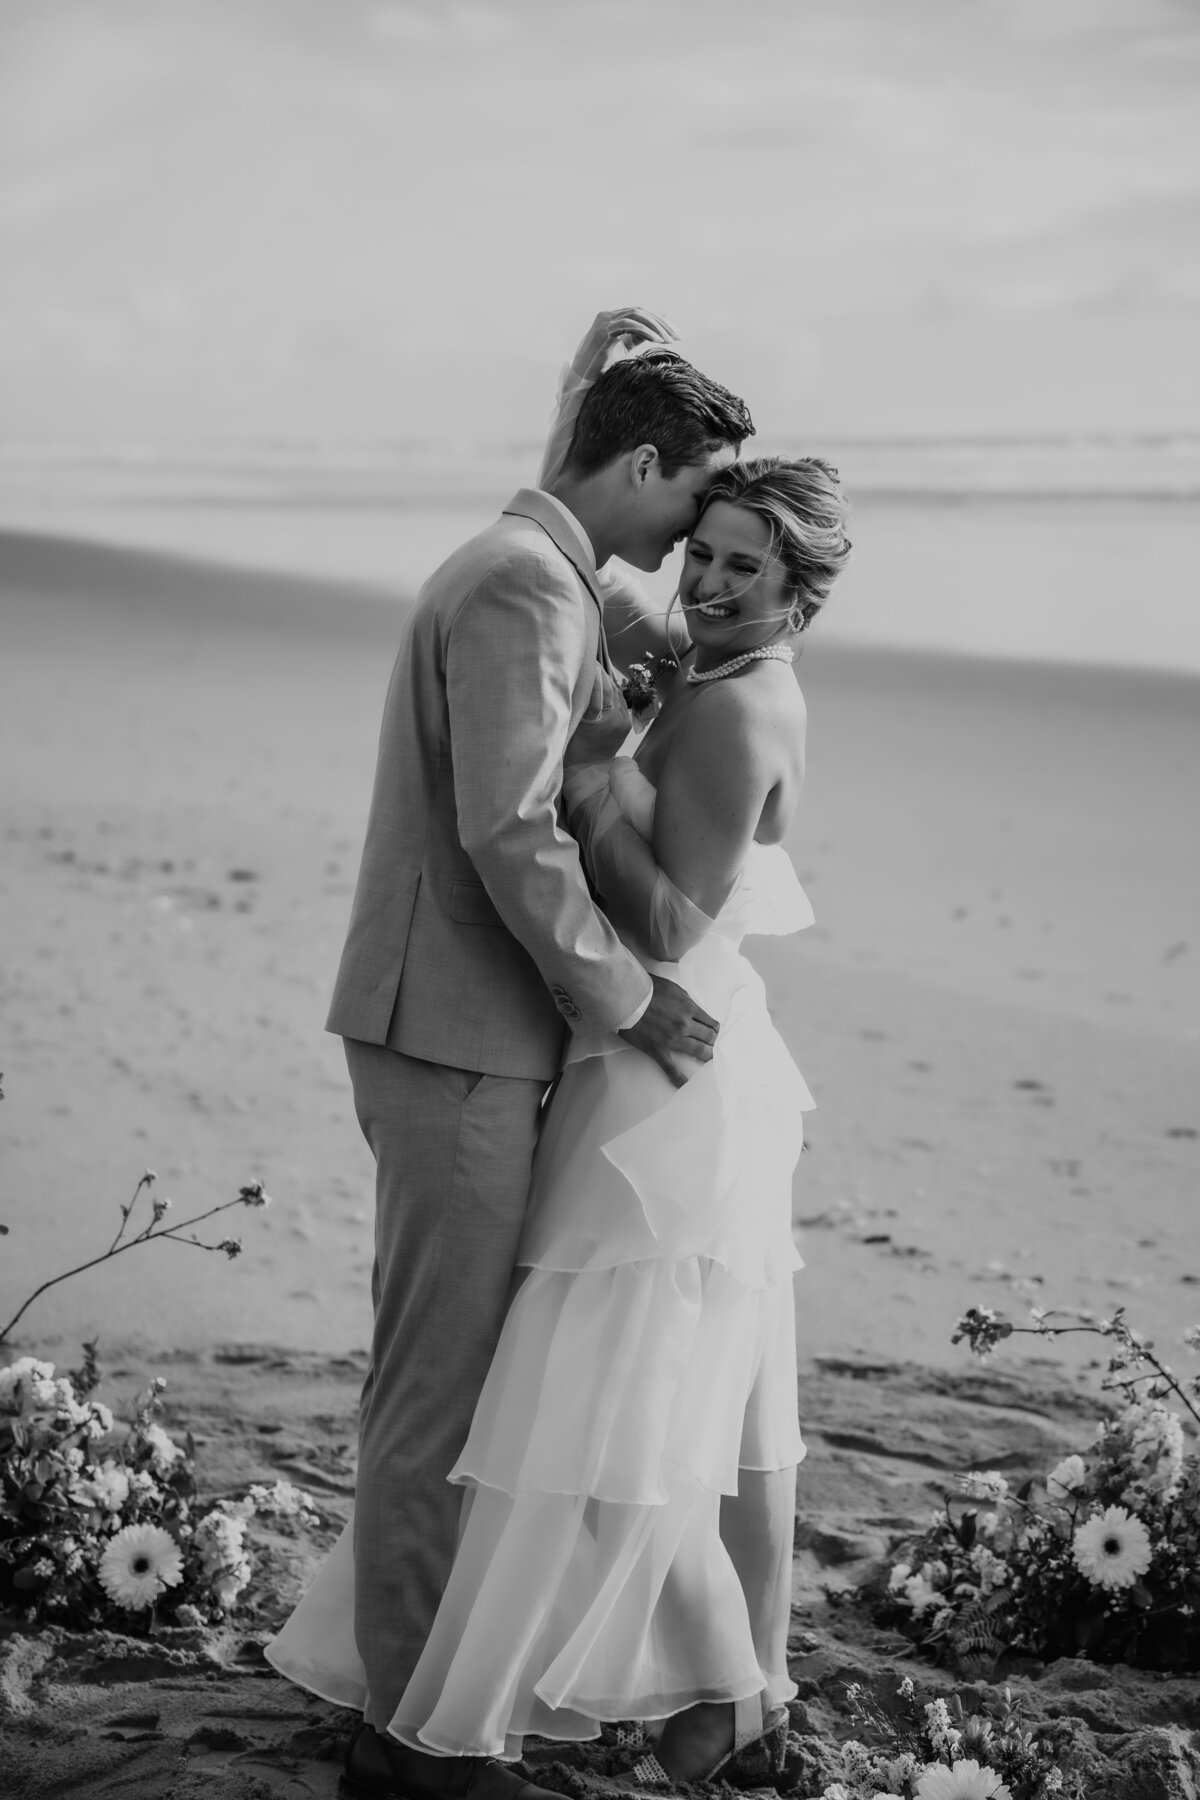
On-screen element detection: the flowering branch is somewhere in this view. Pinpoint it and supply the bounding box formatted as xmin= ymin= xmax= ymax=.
xmin=0 ymin=1175 xmax=272 ymax=1348
xmin=953 ymin=1304 xmax=1200 ymax=1432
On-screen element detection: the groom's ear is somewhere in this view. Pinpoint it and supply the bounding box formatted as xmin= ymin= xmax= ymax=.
xmin=629 ymin=444 xmax=660 ymax=487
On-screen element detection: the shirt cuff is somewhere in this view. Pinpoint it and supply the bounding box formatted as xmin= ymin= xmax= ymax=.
xmin=614 ymin=982 xmax=653 ymax=1032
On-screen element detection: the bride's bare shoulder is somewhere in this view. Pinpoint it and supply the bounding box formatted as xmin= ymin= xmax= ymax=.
xmin=653 ymin=674 xmax=799 ymax=811
xmin=686 ymin=663 xmax=806 ymax=748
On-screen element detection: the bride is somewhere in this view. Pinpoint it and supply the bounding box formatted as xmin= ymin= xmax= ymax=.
xmin=267 ymin=328 xmax=851 ymax=1792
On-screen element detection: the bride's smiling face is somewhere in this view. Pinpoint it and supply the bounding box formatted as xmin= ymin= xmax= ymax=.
xmin=680 ymin=501 xmax=793 ymax=654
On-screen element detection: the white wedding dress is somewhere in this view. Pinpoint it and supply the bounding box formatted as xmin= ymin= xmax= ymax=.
xmin=267 ymin=762 xmax=814 ymax=1757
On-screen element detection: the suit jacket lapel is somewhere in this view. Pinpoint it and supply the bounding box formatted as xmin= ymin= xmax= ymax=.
xmin=502 ymin=488 xmax=605 ymax=614
xmin=501 ymin=489 xmax=626 ymax=679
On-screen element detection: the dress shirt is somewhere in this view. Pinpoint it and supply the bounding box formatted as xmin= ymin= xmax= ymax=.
xmin=536 ymin=490 xmax=651 ymax=1036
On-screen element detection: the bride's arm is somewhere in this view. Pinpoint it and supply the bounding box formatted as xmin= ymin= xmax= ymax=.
xmin=563 ymin=689 xmax=772 ymax=962
xmin=563 ymin=764 xmax=713 ymax=963
xmin=652 ymin=684 xmax=773 ymax=917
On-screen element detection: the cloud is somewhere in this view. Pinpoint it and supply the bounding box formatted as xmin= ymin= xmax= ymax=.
xmin=1 ymin=0 xmax=1197 ymax=438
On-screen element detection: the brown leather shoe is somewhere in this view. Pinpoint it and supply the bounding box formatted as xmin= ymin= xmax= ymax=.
xmin=341 ymin=1724 xmax=564 ymax=1800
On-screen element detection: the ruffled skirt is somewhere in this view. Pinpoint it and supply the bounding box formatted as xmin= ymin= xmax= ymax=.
xmin=267 ymin=899 xmax=812 ymax=1756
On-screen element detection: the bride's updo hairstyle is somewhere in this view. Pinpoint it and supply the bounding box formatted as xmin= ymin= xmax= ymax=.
xmin=701 ymin=456 xmax=851 ymax=632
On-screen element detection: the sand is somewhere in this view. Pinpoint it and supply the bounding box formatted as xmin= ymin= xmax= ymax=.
xmin=2 ymin=525 xmax=1199 ymax=1795
xmin=3 ymin=525 xmax=1197 ymax=1364
xmin=2 ymin=1345 xmax=1198 ymax=1797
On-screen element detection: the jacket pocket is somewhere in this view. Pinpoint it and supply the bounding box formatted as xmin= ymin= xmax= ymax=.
xmin=450 ymin=879 xmax=500 ymax=927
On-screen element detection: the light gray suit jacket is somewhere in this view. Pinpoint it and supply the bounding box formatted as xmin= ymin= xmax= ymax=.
xmin=326 ymin=489 xmax=653 ymax=1082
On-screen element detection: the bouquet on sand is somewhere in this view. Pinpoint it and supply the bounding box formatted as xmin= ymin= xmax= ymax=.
xmin=1 ymin=1167 xmax=319 ymax=1629
xmin=817 ymin=1678 xmax=1081 ymax=1800
xmin=0 ymin=1348 xmax=317 ymax=1626
xmin=877 ymin=1306 xmax=1200 ymax=1674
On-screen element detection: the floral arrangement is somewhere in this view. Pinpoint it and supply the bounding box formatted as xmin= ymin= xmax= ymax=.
xmin=817 ymin=1678 xmax=1079 ymax=1800
xmin=620 ymin=656 xmax=676 ymax=726
xmin=0 ymin=1346 xmax=319 ymax=1627
xmin=876 ymin=1306 xmax=1200 ymax=1672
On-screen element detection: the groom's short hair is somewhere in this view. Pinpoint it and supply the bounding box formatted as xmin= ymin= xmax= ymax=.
xmin=564 ymin=353 xmax=754 ymax=479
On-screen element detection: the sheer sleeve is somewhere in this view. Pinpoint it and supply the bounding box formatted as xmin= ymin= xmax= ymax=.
xmin=538 ymin=308 xmax=680 ymax=489
xmin=562 ymin=759 xmax=714 ymax=964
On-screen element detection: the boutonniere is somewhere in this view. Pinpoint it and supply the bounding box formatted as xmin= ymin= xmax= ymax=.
xmin=620 ymin=657 xmax=676 ymax=732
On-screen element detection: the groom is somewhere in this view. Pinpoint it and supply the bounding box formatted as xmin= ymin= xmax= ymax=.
xmin=329 ymin=349 xmax=754 ymax=1799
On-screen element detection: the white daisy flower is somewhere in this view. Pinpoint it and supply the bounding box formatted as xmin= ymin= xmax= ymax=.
xmin=1072 ymin=1505 xmax=1153 ymax=1591
xmin=1045 ymin=1454 xmax=1086 ymax=1501
xmin=98 ymin=1523 xmax=184 ymax=1609
xmin=915 ymin=1760 xmax=1013 ymax=1800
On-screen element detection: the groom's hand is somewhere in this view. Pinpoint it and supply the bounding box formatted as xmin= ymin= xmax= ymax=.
xmin=618 ymin=974 xmax=718 ymax=1087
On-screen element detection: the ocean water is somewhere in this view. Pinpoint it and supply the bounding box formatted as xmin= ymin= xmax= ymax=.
xmin=3 ymin=437 xmax=1200 ymax=673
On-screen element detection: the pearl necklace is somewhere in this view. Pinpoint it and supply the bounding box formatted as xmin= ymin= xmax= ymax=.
xmin=686 ymin=644 xmax=795 ymax=684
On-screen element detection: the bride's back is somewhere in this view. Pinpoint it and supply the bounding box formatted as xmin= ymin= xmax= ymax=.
xmin=634 ymin=658 xmax=807 ymax=846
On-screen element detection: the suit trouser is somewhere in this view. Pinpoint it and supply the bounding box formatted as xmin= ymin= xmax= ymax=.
xmin=343 ymin=1038 xmax=547 ymax=1730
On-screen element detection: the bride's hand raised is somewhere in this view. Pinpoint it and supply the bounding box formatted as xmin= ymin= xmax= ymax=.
xmin=567 ymin=307 xmax=680 ymax=382
xmin=539 ymin=305 xmax=679 ymax=489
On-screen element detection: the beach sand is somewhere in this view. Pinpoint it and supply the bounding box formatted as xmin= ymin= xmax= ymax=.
xmin=2 ymin=526 xmax=1199 ymax=1794
xmin=3 ymin=526 xmax=1197 ymax=1364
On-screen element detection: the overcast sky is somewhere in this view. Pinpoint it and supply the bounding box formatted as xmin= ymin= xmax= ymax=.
xmin=2 ymin=0 xmax=1198 ymax=444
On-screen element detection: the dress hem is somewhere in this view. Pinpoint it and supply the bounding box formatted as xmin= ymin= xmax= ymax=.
xmin=447 ymin=1450 xmax=806 ymax=1503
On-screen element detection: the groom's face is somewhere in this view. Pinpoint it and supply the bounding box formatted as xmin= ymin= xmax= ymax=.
xmin=618 ymin=443 xmax=738 ymax=572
